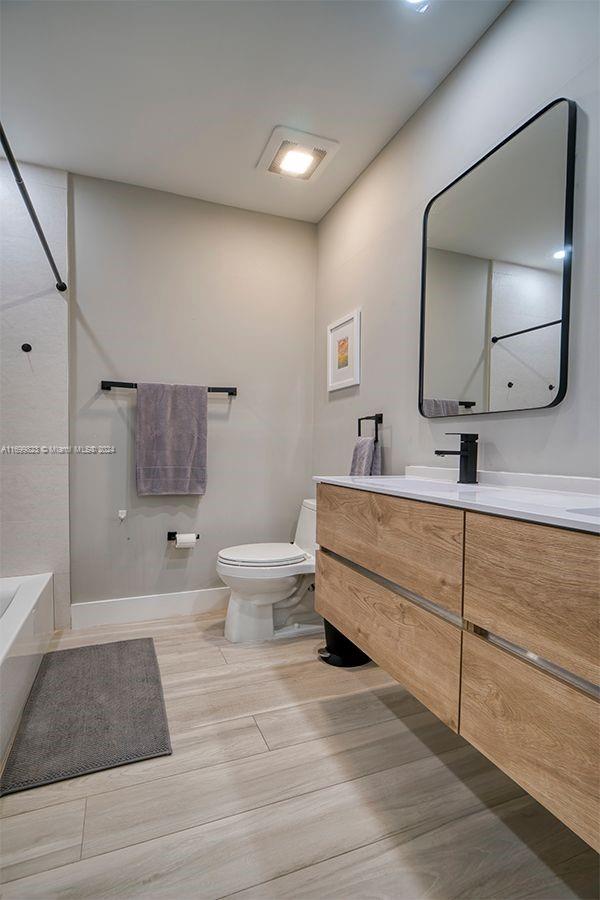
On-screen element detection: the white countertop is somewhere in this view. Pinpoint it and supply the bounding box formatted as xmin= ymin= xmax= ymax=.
xmin=313 ymin=474 xmax=600 ymax=534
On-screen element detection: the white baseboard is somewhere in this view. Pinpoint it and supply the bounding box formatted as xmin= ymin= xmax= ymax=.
xmin=70 ymin=586 xmax=230 ymax=630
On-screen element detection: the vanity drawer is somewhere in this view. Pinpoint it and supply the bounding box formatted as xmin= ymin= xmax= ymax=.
xmin=316 ymin=483 xmax=464 ymax=615
xmin=460 ymin=633 xmax=600 ymax=851
xmin=464 ymin=512 xmax=600 ymax=685
xmin=315 ymin=550 xmax=462 ymax=731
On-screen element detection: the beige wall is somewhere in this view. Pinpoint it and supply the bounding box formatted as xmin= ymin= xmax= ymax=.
xmin=70 ymin=176 xmax=316 ymax=604
xmin=0 ymin=162 xmax=70 ymax=626
xmin=313 ymin=0 xmax=599 ymax=478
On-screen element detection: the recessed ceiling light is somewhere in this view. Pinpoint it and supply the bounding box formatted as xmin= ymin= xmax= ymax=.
xmin=553 ymin=249 xmax=566 ymax=260
xmin=268 ymin=141 xmax=326 ymax=180
xmin=257 ymin=127 xmax=340 ymax=182
xmin=279 ymin=149 xmax=314 ymax=176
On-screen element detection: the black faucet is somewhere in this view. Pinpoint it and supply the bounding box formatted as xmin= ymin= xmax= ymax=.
xmin=434 ymin=433 xmax=479 ymax=484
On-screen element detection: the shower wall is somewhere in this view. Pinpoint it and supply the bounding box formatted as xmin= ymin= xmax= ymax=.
xmin=488 ymin=261 xmax=563 ymax=411
xmin=0 ymin=161 xmax=70 ymax=626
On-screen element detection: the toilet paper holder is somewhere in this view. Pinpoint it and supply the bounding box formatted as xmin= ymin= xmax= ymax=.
xmin=167 ymin=532 xmax=200 ymax=541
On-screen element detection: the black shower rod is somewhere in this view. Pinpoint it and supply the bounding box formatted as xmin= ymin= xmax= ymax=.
xmin=491 ymin=319 xmax=561 ymax=344
xmin=1 ymin=121 xmax=67 ymax=293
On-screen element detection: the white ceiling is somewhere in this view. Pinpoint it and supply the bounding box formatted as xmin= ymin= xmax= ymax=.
xmin=0 ymin=0 xmax=509 ymax=223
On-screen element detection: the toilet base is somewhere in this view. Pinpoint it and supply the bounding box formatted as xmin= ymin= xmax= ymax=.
xmin=224 ymin=576 xmax=316 ymax=643
xmin=225 ymin=591 xmax=277 ymax=643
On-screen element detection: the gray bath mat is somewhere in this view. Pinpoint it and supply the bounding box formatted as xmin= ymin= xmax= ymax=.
xmin=0 ymin=638 xmax=172 ymax=795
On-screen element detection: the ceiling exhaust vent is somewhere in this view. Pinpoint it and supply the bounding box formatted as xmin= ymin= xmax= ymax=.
xmin=257 ymin=126 xmax=339 ymax=182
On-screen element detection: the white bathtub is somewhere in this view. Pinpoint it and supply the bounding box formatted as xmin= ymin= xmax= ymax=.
xmin=0 ymin=573 xmax=54 ymax=764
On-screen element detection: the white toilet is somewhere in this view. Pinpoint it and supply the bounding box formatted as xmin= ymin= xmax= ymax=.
xmin=218 ymin=499 xmax=318 ymax=643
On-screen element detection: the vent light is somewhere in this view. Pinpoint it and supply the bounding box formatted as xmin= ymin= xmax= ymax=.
xmin=258 ymin=127 xmax=339 ymax=182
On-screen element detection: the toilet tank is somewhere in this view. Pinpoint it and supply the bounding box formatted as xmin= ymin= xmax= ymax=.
xmin=294 ymin=499 xmax=317 ymax=556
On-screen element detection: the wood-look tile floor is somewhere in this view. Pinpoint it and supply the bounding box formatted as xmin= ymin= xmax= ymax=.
xmin=0 ymin=612 xmax=598 ymax=899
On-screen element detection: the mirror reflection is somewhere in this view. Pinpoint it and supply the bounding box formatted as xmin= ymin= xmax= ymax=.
xmin=420 ymin=99 xmax=574 ymax=417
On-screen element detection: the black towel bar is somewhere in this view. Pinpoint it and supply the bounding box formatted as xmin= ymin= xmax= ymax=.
xmin=101 ymin=381 xmax=237 ymax=396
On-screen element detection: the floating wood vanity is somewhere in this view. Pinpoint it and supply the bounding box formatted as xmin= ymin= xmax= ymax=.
xmin=314 ymin=479 xmax=600 ymax=851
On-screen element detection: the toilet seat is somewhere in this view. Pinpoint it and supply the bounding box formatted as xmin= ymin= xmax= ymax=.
xmin=218 ymin=542 xmax=307 ymax=567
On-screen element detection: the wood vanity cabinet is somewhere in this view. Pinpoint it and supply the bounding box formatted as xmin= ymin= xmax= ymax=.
xmin=315 ymin=482 xmax=600 ymax=851
xmin=464 ymin=512 xmax=600 ymax=684
xmin=316 ymin=550 xmax=462 ymax=730
xmin=460 ymin=633 xmax=600 ymax=852
xmin=316 ymin=483 xmax=464 ymax=615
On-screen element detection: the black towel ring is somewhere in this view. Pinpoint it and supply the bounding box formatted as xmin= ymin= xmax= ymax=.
xmin=358 ymin=414 xmax=383 ymax=443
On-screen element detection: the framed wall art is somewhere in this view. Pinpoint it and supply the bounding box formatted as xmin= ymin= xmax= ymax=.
xmin=327 ymin=309 xmax=361 ymax=392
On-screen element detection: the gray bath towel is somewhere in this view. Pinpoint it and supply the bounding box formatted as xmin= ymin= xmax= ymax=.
xmin=350 ymin=436 xmax=382 ymax=476
xmin=136 ymin=383 xmax=208 ymax=495
xmin=422 ymin=398 xmax=460 ymax=417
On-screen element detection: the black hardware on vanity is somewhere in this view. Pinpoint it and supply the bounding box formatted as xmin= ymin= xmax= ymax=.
xmin=458 ymin=401 xmax=476 ymax=409
xmin=101 ymin=381 xmax=237 ymax=396
xmin=358 ymin=413 xmax=383 ymax=443
xmin=0 ymin=122 xmax=68 ymax=293
xmin=491 ymin=319 xmax=562 ymax=344
xmin=434 ymin=432 xmax=479 ymax=484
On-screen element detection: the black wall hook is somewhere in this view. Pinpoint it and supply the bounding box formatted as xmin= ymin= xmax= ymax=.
xmin=21 ymin=343 xmax=32 ymax=352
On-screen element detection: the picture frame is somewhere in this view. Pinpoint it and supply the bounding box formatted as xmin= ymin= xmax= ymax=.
xmin=327 ymin=309 xmax=361 ymax=392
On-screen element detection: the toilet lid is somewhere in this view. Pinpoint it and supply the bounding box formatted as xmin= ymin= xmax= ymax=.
xmin=218 ymin=543 xmax=307 ymax=567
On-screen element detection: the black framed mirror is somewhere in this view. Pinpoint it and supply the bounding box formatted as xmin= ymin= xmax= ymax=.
xmin=419 ymin=98 xmax=577 ymax=418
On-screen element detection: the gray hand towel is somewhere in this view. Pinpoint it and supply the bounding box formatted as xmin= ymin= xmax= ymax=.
xmin=371 ymin=440 xmax=382 ymax=476
xmin=422 ymin=398 xmax=460 ymax=417
xmin=136 ymin=383 xmax=208 ymax=495
xmin=350 ymin=436 xmax=382 ymax=476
